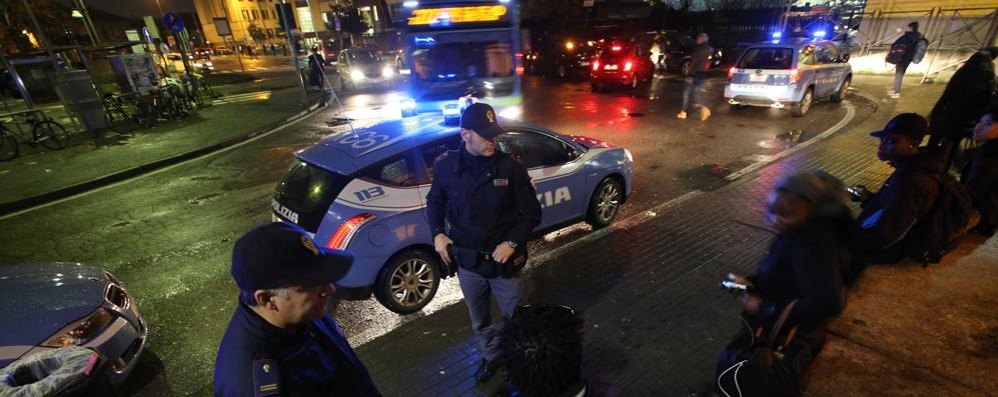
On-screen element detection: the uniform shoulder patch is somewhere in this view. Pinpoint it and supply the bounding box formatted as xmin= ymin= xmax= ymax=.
xmin=253 ymin=359 xmax=281 ymax=396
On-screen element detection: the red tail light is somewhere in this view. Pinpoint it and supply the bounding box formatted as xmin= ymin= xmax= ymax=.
xmin=789 ymin=69 xmax=800 ymax=83
xmin=326 ymin=213 xmax=376 ymax=250
xmin=624 ymin=60 xmax=633 ymax=71
xmin=611 ymin=45 xmax=622 ymax=52
xmin=728 ymin=67 xmax=736 ymax=81
xmin=593 ymin=60 xmax=600 ymax=71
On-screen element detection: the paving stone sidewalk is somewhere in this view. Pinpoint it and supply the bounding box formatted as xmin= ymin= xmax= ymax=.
xmin=355 ymin=76 xmax=997 ymax=396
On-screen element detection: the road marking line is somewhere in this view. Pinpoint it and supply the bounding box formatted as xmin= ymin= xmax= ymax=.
xmin=724 ymin=99 xmax=856 ymax=181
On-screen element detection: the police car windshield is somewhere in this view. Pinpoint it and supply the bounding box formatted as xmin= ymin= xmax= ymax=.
xmin=738 ymin=47 xmax=793 ymax=70
xmin=273 ymin=160 xmax=351 ymax=232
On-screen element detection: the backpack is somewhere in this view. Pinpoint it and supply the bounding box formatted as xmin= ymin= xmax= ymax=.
xmin=885 ymin=42 xmax=909 ymax=65
xmin=904 ymin=172 xmax=977 ymax=264
xmin=912 ymin=37 xmax=929 ymax=64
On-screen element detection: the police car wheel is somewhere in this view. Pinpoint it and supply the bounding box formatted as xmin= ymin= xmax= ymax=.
xmin=586 ymin=177 xmax=623 ymax=229
xmin=792 ymin=88 xmax=813 ymax=118
xmin=374 ymin=250 xmax=441 ymax=314
xmin=831 ymin=77 xmax=850 ymax=103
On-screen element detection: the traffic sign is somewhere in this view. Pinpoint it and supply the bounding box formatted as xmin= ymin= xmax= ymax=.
xmin=163 ymin=12 xmax=184 ymax=33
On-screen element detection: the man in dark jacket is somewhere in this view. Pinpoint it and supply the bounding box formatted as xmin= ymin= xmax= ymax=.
xmin=426 ymin=102 xmax=543 ymax=383
xmin=214 ymin=222 xmax=381 ymax=397
xmin=963 ymin=107 xmax=998 ymax=236
xmin=889 ymin=22 xmax=922 ymax=98
xmin=678 ymin=33 xmax=713 ymax=121
xmin=717 ymin=171 xmax=853 ymax=396
xmin=852 ymin=113 xmax=943 ymax=264
xmin=307 ymin=47 xmax=325 ymax=90
xmin=928 ymin=48 xmax=998 ymax=167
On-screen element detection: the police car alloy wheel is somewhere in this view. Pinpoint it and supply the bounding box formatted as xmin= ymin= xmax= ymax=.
xmin=586 ymin=177 xmax=623 ymax=229
xmin=793 ymin=88 xmax=813 ymax=118
xmin=374 ymin=250 xmax=441 ymax=314
xmin=831 ymin=77 xmax=850 ymax=103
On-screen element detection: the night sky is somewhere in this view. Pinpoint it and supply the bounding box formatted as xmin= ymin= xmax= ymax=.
xmin=84 ymin=0 xmax=196 ymax=19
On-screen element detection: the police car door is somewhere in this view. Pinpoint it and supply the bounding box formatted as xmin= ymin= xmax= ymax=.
xmin=498 ymin=128 xmax=584 ymax=230
xmin=417 ymin=134 xmax=464 ymax=212
xmin=819 ymin=43 xmax=846 ymax=93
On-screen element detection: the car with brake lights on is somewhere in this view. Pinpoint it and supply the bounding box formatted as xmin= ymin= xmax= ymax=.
xmin=590 ymin=42 xmax=655 ymax=92
xmin=724 ymin=37 xmax=851 ymax=117
xmin=335 ymin=47 xmax=397 ymax=91
xmin=270 ymin=108 xmax=634 ymax=314
xmin=0 ymin=262 xmax=147 ymax=385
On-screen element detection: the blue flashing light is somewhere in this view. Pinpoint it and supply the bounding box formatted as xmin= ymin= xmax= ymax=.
xmin=446 ymin=73 xmax=456 ymax=78
xmin=813 ymin=30 xmax=827 ymax=38
xmin=403 ymin=1 xmax=418 ymax=8
xmin=442 ymin=104 xmax=461 ymax=117
xmin=771 ymin=32 xmax=782 ymax=39
xmin=414 ymin=36 xmax=436 ymax=46
xmin=499 ymin=0 xmax=510 ymax=3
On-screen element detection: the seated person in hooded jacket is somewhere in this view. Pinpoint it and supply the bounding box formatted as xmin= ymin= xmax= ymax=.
xmin=962 ymin=106 xmax=998 ymax=236
xmin=851 ymin=114 xmax=944 ymax=264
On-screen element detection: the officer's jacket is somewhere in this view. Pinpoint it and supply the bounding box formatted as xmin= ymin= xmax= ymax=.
xmin=425 ymin=146 xmax=542 ymax=251
xmin=214 ymin=303 xmax=381 ymax=397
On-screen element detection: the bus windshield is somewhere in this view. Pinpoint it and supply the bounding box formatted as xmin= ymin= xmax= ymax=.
xmin=411 ymin=41 xmax=514 ymax=82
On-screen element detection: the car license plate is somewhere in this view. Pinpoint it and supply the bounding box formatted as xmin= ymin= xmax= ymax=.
xmin=733 ymin=84 xmax=773 ymax=93
xmin=605 ymin=64 xmax=618 ymax=70
xmin=580 ymin=61 xmax=590 ymax=66
xmin=749 ymin=74 xmax=768 ymax=82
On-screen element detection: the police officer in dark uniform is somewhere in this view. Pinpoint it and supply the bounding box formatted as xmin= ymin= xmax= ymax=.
xmin=214 ymin=222 xmax=381 ymax=396
xmin=426 ymin=102 xmax=543 ymax=383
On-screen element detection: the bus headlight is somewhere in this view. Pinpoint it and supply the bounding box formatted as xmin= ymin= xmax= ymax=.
xmin=350 ymin=69 xmax=365 ymax=81
xmin=382 ymin=66 xmax=394 ymax=78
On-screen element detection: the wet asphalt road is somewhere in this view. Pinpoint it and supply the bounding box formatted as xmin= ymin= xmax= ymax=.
xmin=0 ymin=71 xmax=863 ymax=395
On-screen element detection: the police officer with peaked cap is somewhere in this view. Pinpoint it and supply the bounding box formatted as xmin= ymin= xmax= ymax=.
xmin=425 ymin=102 xmax=543 ymax=383
xmin=214 ymin=222 xmax=381 ymax=396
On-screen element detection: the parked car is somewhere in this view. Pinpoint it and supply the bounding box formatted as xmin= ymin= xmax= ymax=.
xmin=555 ymin=40 xmax=598 ymax=80
xmin=724 ymin=39 xmax=852 ymax=117
xmin=0 ymin=263 xmax=147 ymax=385
xmin=590 ymin=42 xmax=655 ymax=91
xmin=270 ymin=114 xmax=634 ymax=314
xmin=214 ymin=46 xmax=234 ymax=55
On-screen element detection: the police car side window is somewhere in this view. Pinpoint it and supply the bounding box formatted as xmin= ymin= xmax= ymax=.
xmin=498 ymin=130 xmax=577 ymax=169
xmin=420 ymin=136 xmax=463 ymax=178
xmin=358 ymin=150 xmax=426 ymax=187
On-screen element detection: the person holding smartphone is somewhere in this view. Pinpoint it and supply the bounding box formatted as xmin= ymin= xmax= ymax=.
xmin=716 ymin=171 xmax=854 ymax=396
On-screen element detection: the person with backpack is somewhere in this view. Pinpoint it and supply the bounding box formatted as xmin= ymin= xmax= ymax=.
xmin=962 ymin=106 xmax=998 ymax=236
xmin=928 ymin=48 xmax=998 ymax=168
xmin=716 ymin=171 xmax=854 ymax=397
xmin=851 ymin=113 xmax=978 ymax=265
xmin=885 ymin=22 xmax=924 ymax=99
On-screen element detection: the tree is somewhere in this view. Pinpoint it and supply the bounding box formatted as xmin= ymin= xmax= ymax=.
xmin=247 ymin=24 xmax=267 ymax=44
xmin=0 ymin=0 xmax=73 ymax=54
xmin=326 ymin=2 xmax=370 ymax=47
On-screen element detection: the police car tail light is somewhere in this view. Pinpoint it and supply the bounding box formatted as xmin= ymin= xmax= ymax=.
xmin=327 ymin=213 xmax=376 ymax=250
xmin=727 ymin=67 xmax=735 ymax=81
xmin=41 ymin=308 xmax=115 ymax=347
xmin=623 ymin=60 xmax=633 ymax=72
xmin=789 ymin=69 xmax=800 ymax=83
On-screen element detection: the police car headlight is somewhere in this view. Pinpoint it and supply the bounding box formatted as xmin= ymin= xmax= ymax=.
xmin=41 ymin=308 xmax=114 ymax=347
xmin=624 ymin=148 xmax=634 ymax=163
xmin=351 ymin=69 xmax=365 ymax=81
xmin=382 ymin=66 xmax=394 ymax=78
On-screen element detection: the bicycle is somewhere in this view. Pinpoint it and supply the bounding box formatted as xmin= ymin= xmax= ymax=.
xmin=102 ymin=92 xmax=139 ymax=134
xmin=0 ymin=112 xmax=70 ymax=161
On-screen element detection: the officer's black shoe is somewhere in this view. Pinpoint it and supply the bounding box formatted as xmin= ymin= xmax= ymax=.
xmin=474 ymin=358 xmax=498 ymax=384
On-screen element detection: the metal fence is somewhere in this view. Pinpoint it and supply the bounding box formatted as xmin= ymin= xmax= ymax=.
xmin=848 ymin=6 xmax=998 ymax=82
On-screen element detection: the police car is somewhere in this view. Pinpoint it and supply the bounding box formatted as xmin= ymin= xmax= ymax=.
xmin=271 ymin=115 xmax=634 ymax=314
xmin=724 ymin=37 xmax=851 ymax=117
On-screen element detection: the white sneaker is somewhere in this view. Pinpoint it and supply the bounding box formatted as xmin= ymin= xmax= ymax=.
xmin=677 ymin=111 xmax=687 ymax=119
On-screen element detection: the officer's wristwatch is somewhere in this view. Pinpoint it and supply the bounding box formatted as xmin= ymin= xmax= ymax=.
xmin=504 ymin=241 xmax=518 ymax=249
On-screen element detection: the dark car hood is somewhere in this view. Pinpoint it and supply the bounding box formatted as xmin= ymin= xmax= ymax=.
xmin=0 ymin=263 xmax=108 ymax=361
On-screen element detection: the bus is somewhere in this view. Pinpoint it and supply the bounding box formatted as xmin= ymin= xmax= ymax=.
xmin=398 ymin=0 xmax=522 ymax=119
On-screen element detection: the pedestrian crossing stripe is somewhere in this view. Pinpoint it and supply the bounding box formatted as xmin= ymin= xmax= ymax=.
xmin=212 ymin=90 xmax=272 ymax=105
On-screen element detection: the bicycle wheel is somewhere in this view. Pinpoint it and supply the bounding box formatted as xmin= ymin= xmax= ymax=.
xmin=105 ymin=107 xmax=137 ymax=134
xmin=0 ymin=131 xmax=19 ymax=161
xmin=34 ymin=120 xmax=70 ymax=150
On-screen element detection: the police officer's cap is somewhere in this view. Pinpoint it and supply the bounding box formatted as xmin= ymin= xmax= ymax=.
xmin=870 ymin=113 xmax=927 ymax=142
xmin=231 ymin=222 xmax=353 ymax=291
xmin=460 ymin=103 xmax=506 ymax=139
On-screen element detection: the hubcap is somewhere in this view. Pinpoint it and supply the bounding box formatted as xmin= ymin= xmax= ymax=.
xmin=801 ymin=92 xmax=812 ymax=113
xmin=389 ymin=259 xmax=434 ymax=307
xmin=596 ymin=182 xmax=621 ymax=224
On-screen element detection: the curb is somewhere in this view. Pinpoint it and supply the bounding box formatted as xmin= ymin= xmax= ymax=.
xmin=0 ymin=94 xmax=328 ymax=216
